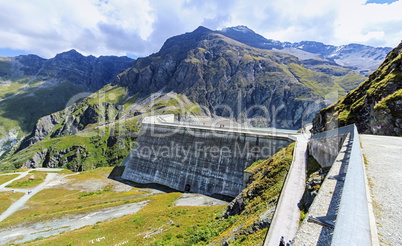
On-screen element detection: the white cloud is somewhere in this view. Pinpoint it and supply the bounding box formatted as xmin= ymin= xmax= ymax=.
xmin=0 ymin=0 xmax=400 ymax=58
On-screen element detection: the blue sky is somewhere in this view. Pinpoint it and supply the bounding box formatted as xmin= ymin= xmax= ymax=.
xmin=0 ymin=0 xmax=401 ymax=58
xmin=366 ymin=0 xmax=398 ymax=3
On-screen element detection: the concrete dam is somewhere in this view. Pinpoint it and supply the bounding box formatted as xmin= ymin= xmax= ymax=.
xmin=121 ymin=123 xmax=295 ymax=198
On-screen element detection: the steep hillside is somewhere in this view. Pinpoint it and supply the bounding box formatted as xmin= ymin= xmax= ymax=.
xmin=0 ymin=51 xmax=133 ymax=157
xmin=1 ymin=84 xmax=202 ymax=171
xmin=114 ymin=26 xmax=363 ymax=130
xmin=312 ymin=42 xmax=402 ymax=136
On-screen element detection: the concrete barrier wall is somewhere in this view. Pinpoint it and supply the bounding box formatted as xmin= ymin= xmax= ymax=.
xmin=296 ymin=124 xmax=373 ymax=245
xmin=331 ymin=126 xmax=371 ymax=245
xmin=121 ymin=123 xmax=294 ymax=198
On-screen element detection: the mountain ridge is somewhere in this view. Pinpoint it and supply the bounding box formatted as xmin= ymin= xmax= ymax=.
xmin=218 ymin=26 xmax=392 ymax=73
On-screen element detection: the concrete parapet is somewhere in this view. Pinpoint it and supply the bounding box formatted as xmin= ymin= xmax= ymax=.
xmin=293 ymin=133 xmax=351 ymax=245
xmin=294 ymin=125 xmax=375 ymax=245
xmin=331 ymin=126 xmax=372 ymax=245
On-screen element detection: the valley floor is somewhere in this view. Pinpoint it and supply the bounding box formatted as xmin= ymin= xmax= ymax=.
xmin=0 ymin=167 xmax=229 ymax=245
xmin=360 ymin=135 xmax=402 ymax=246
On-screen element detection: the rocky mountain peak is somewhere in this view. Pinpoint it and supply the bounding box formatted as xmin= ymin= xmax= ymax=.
xmin=53 ymin=49 xmax=86 ymax=61
xmin=218 ymin=25 xmax=282 ymax=50
xmin=216 ymin=26 xmax=392 ymax=72
xmin=193 ymin=26 xmax=212 ymax=33
xmin=222 ymin=25 xmax=255 ymax=34
xmin=157 ymin=26 xmax=214 ymax=57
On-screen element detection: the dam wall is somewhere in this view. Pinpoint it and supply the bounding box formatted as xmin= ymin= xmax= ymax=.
xmin=121 ymin=123 xmax=294 ymax=198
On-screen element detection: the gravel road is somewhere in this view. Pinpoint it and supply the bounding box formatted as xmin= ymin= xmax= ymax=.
xmin=360 ymin=134 xmax=402 ymax=246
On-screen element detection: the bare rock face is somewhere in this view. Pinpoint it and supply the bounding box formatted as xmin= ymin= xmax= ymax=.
xmin=21 ymin=146 xmax=89 ymax=171
xmin=312 ymin=42 xmax=402 ymax=136
xmin=301 ymin=170 xmax=328 ymax=210
xmin=22 ymin=149 xmax=47 ymax=168
xmin=18 ymin=99 xmax=121 ymax=150
xmin=224 ymin=195 xmax=245 ymax=218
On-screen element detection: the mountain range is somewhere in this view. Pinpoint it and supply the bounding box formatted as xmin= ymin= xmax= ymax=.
xmin=219 ymin=26 xmax=391 ymax=74
xmin=0 ymin=25 xmax=394 ymax=170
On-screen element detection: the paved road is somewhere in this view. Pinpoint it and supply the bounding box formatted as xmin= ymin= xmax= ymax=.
xmin=360 ymin=135 xmax=402 ymax=245
xmin=264 ymin=135 xmax=308 ymax=246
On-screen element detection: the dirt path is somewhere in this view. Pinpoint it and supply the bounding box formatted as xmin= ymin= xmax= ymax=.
xmin=264 ymin=135 xmax=308 ymax=246
xmin=360 ymin=135 xmax=402 ymax=245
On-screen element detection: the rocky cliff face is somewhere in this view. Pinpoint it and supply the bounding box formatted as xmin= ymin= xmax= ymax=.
xmin=114 ymin=26 xmax=362 ymax=129
xmin=312 ymin=42 xmax=402 ymax=136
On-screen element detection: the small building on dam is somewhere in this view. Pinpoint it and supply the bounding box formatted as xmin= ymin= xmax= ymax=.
xmin=121 ymin=123 xmax=294 ymax=198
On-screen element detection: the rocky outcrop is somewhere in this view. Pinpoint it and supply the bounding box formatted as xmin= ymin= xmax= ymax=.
xmin=300 ymin=169 xmax=329 ymax=210
xmin=22 ymin=149 xmax=48 ymax=168
xmin=18 ymin=98 xmax=121 ymax=150
xmin=21 ymin=146 xmax=89 ymax=171
xmin=312 ymin=42 xmax=402 ymax=135
xmin=44 ymin=146 xmax=89 ymax=171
